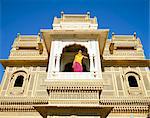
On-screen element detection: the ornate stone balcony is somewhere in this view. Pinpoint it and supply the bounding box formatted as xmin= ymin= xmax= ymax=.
xmin=44 ymin=78 xmax=103 ymax=105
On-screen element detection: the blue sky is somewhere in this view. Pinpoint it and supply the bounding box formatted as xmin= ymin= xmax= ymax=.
xmin=0 ymin=0 xmax=149 ymax=82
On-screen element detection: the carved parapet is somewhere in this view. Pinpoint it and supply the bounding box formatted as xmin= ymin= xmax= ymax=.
xmin=14 ymin=42 xmax=39 ymax=49
xmin=107 ymin=34 xmax=145 ymax=59
xmin=49 ymin=72 xmax=102 ymax=79
xmin=0 ymin=96 xmax=48 ymax=112
xmin=46 ymin=79 xmax=103 ymax=90
xmin=9 ymin=51 xmax=48 ymax=60
xmin=99 ymin=96 xmax=150 ymax=106
xmin=0 ymin=96 xmax=149 ymax=115
xmin=46 ymin=79 xmax=103 ymax=105
xmin=53 ymin=12 xmax=98 ymax=30
xmin=9 ymin=33 xmax=48 ymax=60
xmin=0 ymin=96 xmax=49 ymax=105
xmin=100 ymin=97 xmax=150 ymax=114
xmin=111 ymin=106 xmax=149 ymax=114
xmin=0 ymin=105 xmax=36 ymax=112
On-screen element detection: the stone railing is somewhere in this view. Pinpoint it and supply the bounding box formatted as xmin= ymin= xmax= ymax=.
xmin=0 ymin=96 xmax=149 ymax=105
xmin=48 ymin=72 xmax=102 ymax=80
xmin=45 ymin=79 xmax=103 ymax=90
xmin=100 ymin=96 xmax=150 ymax=106
xmin=104 ymin=51 xmax=144 ymax=56
xmin=0 ymin=96 xmax=48 ymax=105
xmin=14 ymin=42 xmax=39 ymax=48
xmin=9 ymin=52 xmax=48 ymax=58
xmin=111 ymin=106 xmax=149 ymax=113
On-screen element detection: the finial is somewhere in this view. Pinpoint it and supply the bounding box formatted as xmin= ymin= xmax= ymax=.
xmin=134 ymin=32 xmax=136 ymax=38
xmin=87 ymin=12 xmax=90 ymax=18
xmin=61 ymin=11 xmax=64 ymax=18
xmin=112 ymin=32 xmax=115 ymax=40
xmin=112 ymin=32 xmax=115 ymax=36
xmin=17 ymin=33 xmax=20 ymax=37
xmin=38 ymin=32 xmax=41 ymax=42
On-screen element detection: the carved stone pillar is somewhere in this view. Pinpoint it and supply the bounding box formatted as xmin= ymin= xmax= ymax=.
xmin=55 ymin=54 xmax=61 ymax=72
xmin=90 ymin=55 xmax=94 ymax=72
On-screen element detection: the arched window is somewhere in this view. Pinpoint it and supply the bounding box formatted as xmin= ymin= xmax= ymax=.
xmin=60 ymin=44 xmax=90 ymax=72
xmin=128 ymin=75 xmax=138 ymax=87
xmin=14 ymin=75 xmax=24 ymax=87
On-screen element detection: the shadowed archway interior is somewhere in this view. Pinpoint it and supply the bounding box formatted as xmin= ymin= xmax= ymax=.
xmin=60 ymin=44 xmax=90 ymax=72
xmin=128 ymin=75 xmax=138 ymax=87
xmin=14 ymin=75 xmax=24 ymax=87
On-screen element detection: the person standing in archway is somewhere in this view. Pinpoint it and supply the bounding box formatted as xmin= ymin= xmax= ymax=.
xmin=72 ymin=50 xmax=88 ymax=72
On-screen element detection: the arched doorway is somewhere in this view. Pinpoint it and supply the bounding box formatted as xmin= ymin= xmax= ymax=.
xmin=60 ymin=44 xmax=90 ymax=72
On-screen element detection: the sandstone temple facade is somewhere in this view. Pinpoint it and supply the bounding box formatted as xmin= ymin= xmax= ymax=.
xmin=0 ymin=12 xmax=150 ymax=118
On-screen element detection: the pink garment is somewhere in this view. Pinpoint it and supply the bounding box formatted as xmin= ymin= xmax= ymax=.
xmin=72 ymin=62 xmax=83 ymax=72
